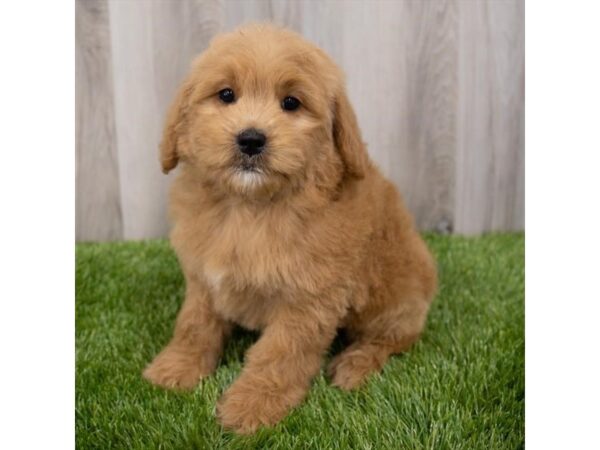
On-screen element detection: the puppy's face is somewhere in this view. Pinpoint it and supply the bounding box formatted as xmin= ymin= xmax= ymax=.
xmin=161 ymin=25 xmax=367 ymax=198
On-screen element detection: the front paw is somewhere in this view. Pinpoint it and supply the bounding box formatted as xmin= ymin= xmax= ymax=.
xmin=143 ymin=345 xmax=214 ymax=390
xmin=327 ymin=346 xmax=380 ymax=390
xmin=216 ymin=376 xmax=305 ymax=434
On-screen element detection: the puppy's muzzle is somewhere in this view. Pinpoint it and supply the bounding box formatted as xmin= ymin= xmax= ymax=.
xmin=237 ymin=128 xmax=266 ymax=157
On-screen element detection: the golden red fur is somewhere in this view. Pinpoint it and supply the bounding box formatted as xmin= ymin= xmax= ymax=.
xmin=143 ymin=24 xmax=437 ymax=434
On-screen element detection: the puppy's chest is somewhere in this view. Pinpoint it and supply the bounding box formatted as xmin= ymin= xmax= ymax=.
xmin=201 ymin=241 xmax=292 ymax=330
xmin=175 ymin=207 xmax=334 ymax=327
xmin=201 ymin=221 xmax=299 ymax=287
xmin=202 ymin=265 xmax=279 ymax=330
xmin=193 ymin=218 xmax=309 ymax=329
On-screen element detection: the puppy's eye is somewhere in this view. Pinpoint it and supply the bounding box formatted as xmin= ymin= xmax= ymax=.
xmin=218 ymin=88 xmax=235 ymax=104
xmin=282 ymin=96 xmax=301 ymax=111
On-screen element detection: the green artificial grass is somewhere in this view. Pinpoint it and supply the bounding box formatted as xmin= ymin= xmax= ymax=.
xmin=76 ymin=233 xmax=524 ymax=449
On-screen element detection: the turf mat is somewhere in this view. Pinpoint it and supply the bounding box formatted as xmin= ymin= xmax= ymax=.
xmin=76 ymin=233 xmax=524 ymax=449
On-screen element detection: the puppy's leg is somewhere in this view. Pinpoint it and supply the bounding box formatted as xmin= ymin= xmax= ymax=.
xmin=328 ymin=298 xmax=429 ymax=390
xmin=216 ymin=302 xmax=340 ymax=434
xmin=143 ymin=275 xmax=230 ymax=390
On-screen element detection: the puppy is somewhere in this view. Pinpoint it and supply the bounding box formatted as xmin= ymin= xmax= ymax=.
xmin=143 ymin=24 xmax=437 ymax=434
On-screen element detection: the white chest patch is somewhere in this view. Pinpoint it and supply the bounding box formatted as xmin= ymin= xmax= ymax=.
xmin=204 ymin=266 xmax=225 ymax=292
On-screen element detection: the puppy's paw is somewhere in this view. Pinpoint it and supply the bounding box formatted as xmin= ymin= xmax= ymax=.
xmin=143 ymin=345 xmax=212 ymax=390
xmin=327 ymin=348 xmax=380 ymax=390
xmin=216 ymin=378 xmax=302 ymax=434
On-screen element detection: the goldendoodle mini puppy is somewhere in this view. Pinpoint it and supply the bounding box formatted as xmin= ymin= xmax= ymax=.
xmin=143 ymin=24 xmax=437 ymax=434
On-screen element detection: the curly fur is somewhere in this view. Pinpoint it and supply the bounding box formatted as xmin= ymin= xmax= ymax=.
xmin=143 ymin=24 xmax=437 ymax=434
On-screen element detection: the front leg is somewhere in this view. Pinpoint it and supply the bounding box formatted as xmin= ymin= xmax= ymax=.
xmin=216 ymin=300 xmax=342 ymax=433
xmin=143 ymin=274 xmax=230 ymax=390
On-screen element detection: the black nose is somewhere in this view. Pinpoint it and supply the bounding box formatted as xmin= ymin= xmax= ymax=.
xmin=237 ymin=128 xmax=266 ymax=156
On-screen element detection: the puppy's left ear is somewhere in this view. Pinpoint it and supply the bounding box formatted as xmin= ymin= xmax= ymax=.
xmin=332 ymin=88 xmax=369 ymax=178
xmin=160 ymin=79 xmax=195 ymax=174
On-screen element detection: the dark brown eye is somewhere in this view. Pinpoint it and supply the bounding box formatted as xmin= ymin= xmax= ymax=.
xmin=218 ymin=88 xmax=235 ymax=103
xmin=282 ymin=96 xmax=301 ymax=111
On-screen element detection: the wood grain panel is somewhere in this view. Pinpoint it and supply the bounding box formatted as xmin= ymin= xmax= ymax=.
xmin=398 ymin=0 xmax=458 ymax=233
xmin=222 ymin=0 xmax=272 ymax=30
xmin=76 ymin=0 xmax=123 ymax=241
xmin=220 ymin=0 xmax=302 ymax=31
xmin=108 ymin=0 xmax=165 ymax=239
xmin=297 ymin=0 xmax=345 ymax=60
xmin=298 ymin=0 xmax=457 ymax=232
xmin=455 ymin=0 xmax=525 ymax=234
xmin=108 ymin=0 xmax=221 ymax=239
xmin=75 ymin=0 xmax=525 ymax=240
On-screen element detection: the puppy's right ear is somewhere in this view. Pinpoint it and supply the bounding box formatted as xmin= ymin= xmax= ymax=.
xmin=160 ymin=80 xmax=195 ymax=174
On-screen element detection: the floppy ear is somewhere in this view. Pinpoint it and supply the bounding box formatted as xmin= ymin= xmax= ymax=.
xmin=160 ymin=80 xmax=195 ymax=174
xmin=332 ymin=88 xmax=368 ymax=178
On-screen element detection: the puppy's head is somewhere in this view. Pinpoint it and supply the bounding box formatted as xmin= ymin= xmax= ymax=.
xmin=160 ymin=24 xmax=368 ymax=198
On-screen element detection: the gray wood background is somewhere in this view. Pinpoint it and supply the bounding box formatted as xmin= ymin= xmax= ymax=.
xmin=76 ymin=0 xmax=524 ymax=241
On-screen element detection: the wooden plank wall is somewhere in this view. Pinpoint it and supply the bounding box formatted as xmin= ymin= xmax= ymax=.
xmin=76 ymin=0 xmax=524 ymax=241
xmin=76 ymin=0 xmax=122 ymax=240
